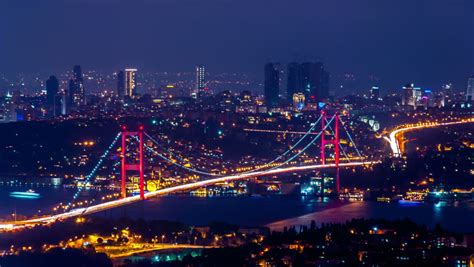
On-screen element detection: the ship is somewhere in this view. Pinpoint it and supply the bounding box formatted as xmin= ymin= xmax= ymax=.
xmin=9 ymin=189 xmax=41 ymax=199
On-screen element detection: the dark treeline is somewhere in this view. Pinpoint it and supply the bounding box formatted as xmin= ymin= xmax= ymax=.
xmin=1 ymin=218 xmax=472 ymax=267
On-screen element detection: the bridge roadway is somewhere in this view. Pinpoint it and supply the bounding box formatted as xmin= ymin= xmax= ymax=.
xmin=0 ymin=161 xmax=378 ymax=230
xmin=387 ymin=118 xmax=474 ymax=156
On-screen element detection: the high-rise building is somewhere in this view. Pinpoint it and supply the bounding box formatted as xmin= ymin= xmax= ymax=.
xmin=125 ymin=69 xmax=138 ymax=97
xmin=370 ymin=86 xmax=380 ymax=99
xmin=402 ymin=83 xmax=414 ymax=106
xmin=466 ymin=76 xmax=474 ymax=102
xmin=301 ymin=62 xmax=319 ymax=100
xmin=287 ymin=61 xmax=329 ymax=103
xmin=46 ymin=76 xmax=59 ymax=106
xmin=320 ymin=69 xmax=330 ymax=100
xmin=287 ymin=63 xmax=302 ymax=101
xmin=292 ymin=92 xmax=305 ymax=111
xmin=402 ymin=83 xmax=422 ymax=108
xmin=421 ymin=89 xmax=434 ymax=109
xmin=413 ymin=87 xmax=422 ymax=106
xmin=117 ymin=71 xmax=125 ymax=98
xmin=46 ymin=75 xmax=61 ymax=116
xmin=195 ymin=65 xmax=206 ymax=97
xmin=264 ymin=63 xmax=280 ymax=107
xmin=69 ymin=65 xmax=85 ymax=106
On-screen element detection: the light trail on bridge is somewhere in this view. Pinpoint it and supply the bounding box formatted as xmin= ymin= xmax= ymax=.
xmin=0 ymin=161 xmax=379 ymax=230
xmin=243 ymin=128 xmax=320 ymax=135
xmin=387 ymin=118 xmax=474 ymax=157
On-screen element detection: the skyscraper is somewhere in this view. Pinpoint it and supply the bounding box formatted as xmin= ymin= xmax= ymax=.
xmin=195 ymin=65 xmax=206 ymax=97
xmin=69 ymin=65 xmax=85 ymax=106
xmin=370 ymin=86 xmax=380 ymax=99
xmin=402 ymin=83 xmax=422 ymax=108
xmin=264 ymin=63 xmax=280 ymax=107
xmin=287 ymin=61 xmax=329 ymax=103
xmin=117 ymin=71 xmax=125 ymax=98
xmin=46 ymin=75 xmax=59 ymax=106
xmin=292 ymin=92 xmax=305 ymax=111
xmin=402 ymin=84 xmax=414 ymax=106
xmin=46 ymin=75 xmax=60 ymax=116
xmin=466 ymin=76 xmax=474 ymax=102
xmin=301 ymin=62 xmax=319 ymax=100
xmin=125 ymin=69 xmax=138 ymax=97
xmin=287 ymin=63 xmax=302 ymax=101
xmin=320 ymin=69 xmax=330 ymax=99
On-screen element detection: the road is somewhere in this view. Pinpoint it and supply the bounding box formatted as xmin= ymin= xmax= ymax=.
xmin=0 ymin=161 xmax=378 ymax=230
xmin=101 ymin=244 xmax=216 ymax=259
xmin=387 ymin=118 xmax=474 ymax=157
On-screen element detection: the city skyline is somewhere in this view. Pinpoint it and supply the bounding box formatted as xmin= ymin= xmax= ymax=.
xmin=1 ymin=1 xmax=474 ymax=266
xmin=0 ymin=0 xmax=472 ymax=91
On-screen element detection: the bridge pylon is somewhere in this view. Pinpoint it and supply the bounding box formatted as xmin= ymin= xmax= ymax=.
xmin=120 ymin=125 xmax=145 ymax=200
xmin=320 ymin=110 xmax=340 ymax=193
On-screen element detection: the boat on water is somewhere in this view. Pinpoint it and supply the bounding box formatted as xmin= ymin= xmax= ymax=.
xmin=9 ymin=189 xmax=41 ymax=199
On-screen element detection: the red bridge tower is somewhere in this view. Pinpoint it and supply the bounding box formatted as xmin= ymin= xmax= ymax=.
xmin=320 ymin=111 xmax=340 ymax=193
xmin=120 ymin=125 xmax=145 ymax=200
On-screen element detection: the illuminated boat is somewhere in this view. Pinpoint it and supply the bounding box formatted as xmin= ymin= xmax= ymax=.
xmin=132 ymin=190 xmax=149 ymax=196
xmin=398 ymin=199 xmax=422 ymax=206
xmin=9 ymin=189 xmax=41 ymax=199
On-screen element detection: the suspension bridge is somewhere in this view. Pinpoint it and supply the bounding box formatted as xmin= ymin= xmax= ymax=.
xmin=0 ymin=111 xmax=394 ymax=230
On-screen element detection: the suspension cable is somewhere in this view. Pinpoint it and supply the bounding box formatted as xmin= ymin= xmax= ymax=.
xmin=267 ymin=115 xmax=336 ymax=170
xmin=66 ymin=132 xmax=122 ymax=208
xmin=137 ymin=136 xmax=221 ymax=177
xmin=338 ymin=116 xmax=363 ymax=158
xmin=240 ymin=115 xmax=322 ymax=173
xmin=323 ymin=118 xmax=351 ymax=162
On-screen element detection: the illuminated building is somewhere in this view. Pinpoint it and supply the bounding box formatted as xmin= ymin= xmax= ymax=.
xmin=46 ymin=75 xmax=59 ymax=107
xmin=194 ymin=65 xmax=206 ymax=97
xmin=46 ymin=75 xmax=62 ymax=116
xmin=238 ymin=90 xmax=253 ymax=104
xmin=421 ymin=89 xmax=433 ymax=109
xmin=287 ymin=62 xmax=329 ymax=103
xmin=159 ymin=84 xmax=186 ymax=98
xmin=370 ymin=86 xmax=380 ymax=99
xmin=117 ymin=71 xmax=125 ymax=98
xmin=301 ymin=62 xmax=319 ymax=100
xmin=466 ymin=75 xmax=474 ymax=103
xmin=69 ymin=65 xmax=86 ymax=106
xmin=287 ymin=63 xmax=303 ymax=101
xmin=292 ymin=93 xmax=305 ymax=111
xmin=125 ymin=68 xmax=138 ymax=97
xmin=60 ymin=94 xmax=67 ymax=115
xmin=402 ymin=83 xmax=414 ymax=106
xmin=0 ymin=92 xmax=17 ymax=122
xmin=264 ymin=63 xmax=280 ymax=107
xmin=402 ymin=83 xmax=421 ymax=108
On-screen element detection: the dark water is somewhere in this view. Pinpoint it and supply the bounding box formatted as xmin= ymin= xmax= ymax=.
xmin=98 ymin=196 xmax=474 ymax=232
xmin=0 ymin=185 xmax=106 ymax=219
xmin=96 ymin=195 xmax=344 ymax=226
xmin=2 ymin=186 xmax=473 ymax=233
xmin=266 ymin=201 xmax=474 ymax=232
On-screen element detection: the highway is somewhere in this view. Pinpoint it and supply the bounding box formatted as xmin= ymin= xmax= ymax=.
xmin=387 ymin=118 xmax=474 ymax=157
xmin=0 ymin=161 xmax=378 ymax=230
xmin=243 ymin=128 xmax=320 ymax=135
xmin=102 ymin=244 xmax=217 ymax=259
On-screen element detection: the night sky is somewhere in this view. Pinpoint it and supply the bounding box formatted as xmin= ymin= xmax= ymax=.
xmin=0 ymin=0 xmax=473 ymax=91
